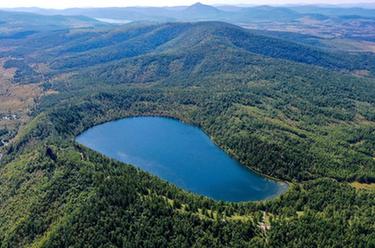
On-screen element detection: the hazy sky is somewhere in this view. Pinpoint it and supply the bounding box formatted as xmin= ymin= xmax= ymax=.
xmin=0 ymin=0 xmax=374 ymax=9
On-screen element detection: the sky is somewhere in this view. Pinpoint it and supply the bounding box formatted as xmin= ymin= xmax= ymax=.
xmin=0 ymin=0 xmax=374 ymax=9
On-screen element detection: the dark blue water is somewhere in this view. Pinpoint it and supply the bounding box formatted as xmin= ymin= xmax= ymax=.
xmin=76 ymin=117 xmax=287 ymax=202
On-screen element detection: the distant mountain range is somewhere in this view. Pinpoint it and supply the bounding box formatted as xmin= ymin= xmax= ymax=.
xmin=3 ymin=2 xmax=375 ymax=24
xmin=0 ymin=10 xmax=106 ymax=32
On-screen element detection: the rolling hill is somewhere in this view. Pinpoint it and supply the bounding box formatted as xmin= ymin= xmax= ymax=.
xmin=2 ymin=21 xmax=375 ymax=84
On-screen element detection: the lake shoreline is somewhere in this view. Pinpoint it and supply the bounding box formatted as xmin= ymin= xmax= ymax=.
xmin=76 ymin=115 xmax=289 ymax=202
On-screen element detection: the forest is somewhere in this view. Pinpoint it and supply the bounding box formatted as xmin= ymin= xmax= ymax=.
xmin=0 ymin=16 xmax=374 ymax=247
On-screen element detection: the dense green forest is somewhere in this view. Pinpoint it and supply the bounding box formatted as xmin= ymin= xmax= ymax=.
xmin=0 ymin=19 xmax=374 ymax=247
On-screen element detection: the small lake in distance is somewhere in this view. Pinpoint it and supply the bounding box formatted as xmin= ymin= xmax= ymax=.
xmin=76 ymin=117 xmax=287 ymax=202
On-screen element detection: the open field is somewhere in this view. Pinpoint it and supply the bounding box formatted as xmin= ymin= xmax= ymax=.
xmin=0 ymin=59 xmax=42 ymax=138
xmin=241 ymin=17 xmax=375 ymax=53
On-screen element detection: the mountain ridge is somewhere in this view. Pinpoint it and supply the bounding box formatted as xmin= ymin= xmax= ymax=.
xmin=5 ymin=3 xmax=375 ymax=23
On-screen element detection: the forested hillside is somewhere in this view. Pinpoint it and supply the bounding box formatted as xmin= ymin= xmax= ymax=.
xmin=0 ymin=17 xmax=374 ymax=247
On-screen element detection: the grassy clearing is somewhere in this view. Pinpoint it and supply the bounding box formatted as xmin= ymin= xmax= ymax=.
xmin=350 ymin=182 xmax=375 ymax=191
xmin=0 ymin=60 xmax=42 ymax=134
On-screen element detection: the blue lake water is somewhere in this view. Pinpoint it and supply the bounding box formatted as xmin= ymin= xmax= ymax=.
xmin=76 ymin=117 xmax=287 ymax=202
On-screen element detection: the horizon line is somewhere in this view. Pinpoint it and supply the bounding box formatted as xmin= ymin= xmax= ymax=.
xmin=0 ymin=2 xmax=374 ymax=10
